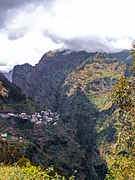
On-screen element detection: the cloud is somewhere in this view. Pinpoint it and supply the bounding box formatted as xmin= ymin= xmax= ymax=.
xmin=43 ymin=31 xmax=126 ymax=52
xmin=61 ymin=37 xmax=113 ymax=52
xmin=7 ymin=27 xmax=29 ymax=40
xmin=0 ymin=0 xmax=55 ymax=29
xmin=0 ymin=61 xmax=9 ymax=72
xmin=0 ymin=0 xmax=134 ymax=72
xmin=0 ymin=0 xmax=54 ymax=10
xmin=0 ymin=62 xmax=7 ymax=66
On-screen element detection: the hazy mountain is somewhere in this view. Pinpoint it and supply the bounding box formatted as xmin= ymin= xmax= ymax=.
xmin=2 ymin=70 xmax=13 ymax=82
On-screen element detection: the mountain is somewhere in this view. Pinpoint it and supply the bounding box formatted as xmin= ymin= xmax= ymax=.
xmin=3 ymin=70 xmax=13 ymax=82
xmin=11 ymin=49 xmax=132 ymax=179
xmin=12 ymin=50 xmax=91 ymax=111
xmin=12 ymin=50 xmax=132 ymax=111
xmin=0 ymin=74 xmax=49 ymax=170
xmin=0 ymin=73 xmax=40 ymax=114
xmin=0 ymin=73 xmax=87 ymax=179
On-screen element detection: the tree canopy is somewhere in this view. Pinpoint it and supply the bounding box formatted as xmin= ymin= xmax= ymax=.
xmin=106 ymin=44 xmax=135 ymax=180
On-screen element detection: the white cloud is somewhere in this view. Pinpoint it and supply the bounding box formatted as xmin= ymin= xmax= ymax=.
xmin=40 ymin=0 xmax=135 ymax=38
xmin=0 ymin=0 xmax=135 ymax=71
xmin=0 ymin=30 xmax=62 ymax=67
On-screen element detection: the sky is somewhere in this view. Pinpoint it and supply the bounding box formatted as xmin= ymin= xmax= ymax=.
xmin=0 ymin=0 xmax=135 ymax=72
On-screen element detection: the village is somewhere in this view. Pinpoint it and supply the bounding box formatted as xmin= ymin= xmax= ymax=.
xmin=0 ymin=109 xmax=60 ymax=141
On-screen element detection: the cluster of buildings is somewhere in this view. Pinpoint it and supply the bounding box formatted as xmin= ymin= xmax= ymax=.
xmin=0 ymin=110 xmax=60 ymax=141
xmin=0 ymin=110 xmax=60 ymax=126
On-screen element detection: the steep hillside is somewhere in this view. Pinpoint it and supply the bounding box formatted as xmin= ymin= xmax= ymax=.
xmin=13 ymin=50 xmax=91 ymax=111
xmin=0 ymin=112 xmax=86 ymax=179
xmin=59 ymin=52 xmax=129 ymax=112
xmin=12 ymin=49 xmax=132 ymax=179
xmin=57 ymin=51 xmax=132 ymax=179
xmin=3 ymin=70 xmax=13 ymax=82
xmin=0 ymin=73 xmax=40 ymax=113
xmin=12 ymin=50 xmax=132 ymax=111
xmin=0 ymin=74 xmax=88 ymax=179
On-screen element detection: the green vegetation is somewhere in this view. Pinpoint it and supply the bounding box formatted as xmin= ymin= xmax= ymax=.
xmin=0 ymin=140 xmax=24 ymax=164
xmin=0 ymin=81 xmax=8 ymax=109
xmin=105 ymin=45 xmax=135 ymax=179
xmin=0 ymin=159 xmax=76 ymax=180
xmin=1 ymin=98 xmax=41 ymax=114
xmin=0 ymin=81 xmax=8 ymax=97
xmin=64 ymin=54 xmax=126 ymax=111
xmin=0 ymin=73 xmax=41 ymax=113
xmin=0 ymin=50 xmax=134 ymax=179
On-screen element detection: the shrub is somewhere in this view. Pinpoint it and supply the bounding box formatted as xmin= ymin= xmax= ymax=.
xmin=0 ymin=162 xmax=76 ymax=180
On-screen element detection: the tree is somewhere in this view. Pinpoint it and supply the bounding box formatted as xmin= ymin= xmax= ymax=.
xmin=0 ymin=81 xmax=8 ymax=97
xmin=0 ymin=81 xmax=8 ymax=109
xmin=106 ymin=44 xmax=135 ymax=179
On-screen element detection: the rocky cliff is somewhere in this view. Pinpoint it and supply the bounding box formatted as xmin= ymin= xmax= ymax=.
xmin=13 ymin=50 xmax=91 ymax=111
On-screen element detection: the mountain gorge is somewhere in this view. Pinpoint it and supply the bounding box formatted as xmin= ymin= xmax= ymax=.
xmin=13 ymin=50 xmax=91 ymax=111
xmin=1 ymin=49 xmax=132 ymax=179
xmin=12 ymin=50 xmax=132 ymax=112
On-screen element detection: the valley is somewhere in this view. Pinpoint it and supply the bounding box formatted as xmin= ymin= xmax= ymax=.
xmin=0 ymin=49 xmax=133 ymax=180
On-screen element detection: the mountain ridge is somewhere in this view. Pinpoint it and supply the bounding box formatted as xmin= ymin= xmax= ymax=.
xmin=9 ymin=49 xmax=132 ymax=179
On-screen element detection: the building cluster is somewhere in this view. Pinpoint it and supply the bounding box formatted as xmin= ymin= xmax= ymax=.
xmin=0 ymin=110 xmax=60 ymax=141
xmin=0 ymin=110 xmax=59 ymax=126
